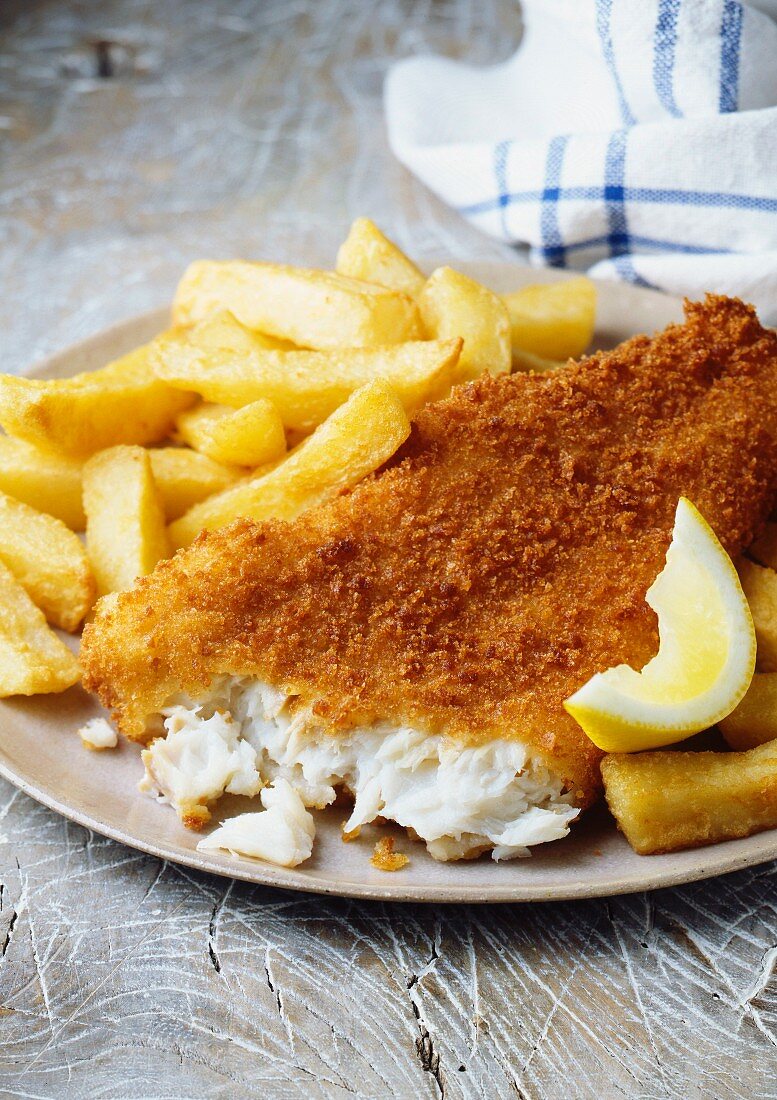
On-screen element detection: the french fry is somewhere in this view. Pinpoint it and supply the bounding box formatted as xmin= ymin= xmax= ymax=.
xmin=174 ymin=400 xmax=286 ymax=468
xmin=84 ymin=446 xmax=169 ymax=596
xmin=738 ymin=560 xmax=777 ymax=670
xmin=0 ymin=346 xmax=194 ymax=457
xmin=169 ymin=379 xmax=410 ymax=548
xmin=503 ymin=277 xmax=596 ymax=361
xmin=153 ymin=336 xmax=461 ymax=433
xmin=719 ymin=672 xmax=777 ymax=750
xmin=511 ymin=348 xmax=566 ymax=374
xmin=749 ymin=521 xmax=777 ymax=570
xmin=173 ymin=261 xmax=423 ymax=349
xmin=335 ymin=218 xmax=425 ymax=298
xmin=0 ymin=491 xmax=94 ymax=631
xmin=418 ymin=267 xmax=510 ymax=381
xmin=602 ymin=740 xmax=777 ymax=854
xmin=186 ymin=310 xmax=295 ymax=353
xmin=0 ymin=435 xmax=85 ymax=529
xmin=148 ymin=447 xmax=242 ymax=521
xmin=0 ymin=561 xmax=80 ymax=697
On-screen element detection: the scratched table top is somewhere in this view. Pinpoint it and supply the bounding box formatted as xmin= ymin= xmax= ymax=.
xmin=0 ymin=2 xmax=775 ymax=1097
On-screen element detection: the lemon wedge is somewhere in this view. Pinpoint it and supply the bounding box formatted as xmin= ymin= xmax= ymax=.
xmin=564 ymin=497 xmax=756 ymax=753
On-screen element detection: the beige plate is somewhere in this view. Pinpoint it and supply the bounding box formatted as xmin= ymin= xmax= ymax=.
xmin=2 ymin=262 xmax=775 ymax=902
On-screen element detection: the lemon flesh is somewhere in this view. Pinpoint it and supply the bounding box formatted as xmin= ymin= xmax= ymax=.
xmin=564 ymin=497 xmax=756 ymax=753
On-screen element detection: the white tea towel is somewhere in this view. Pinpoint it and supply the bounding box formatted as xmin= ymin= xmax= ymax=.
xmin=385 ymin=0 xmax=777 ymax=321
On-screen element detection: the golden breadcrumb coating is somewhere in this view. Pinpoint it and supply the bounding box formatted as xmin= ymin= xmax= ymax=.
xmin=81 ymin=296 xmax=777 ymax=806
xmin=371 ymin=837 xmax=409 ymax=872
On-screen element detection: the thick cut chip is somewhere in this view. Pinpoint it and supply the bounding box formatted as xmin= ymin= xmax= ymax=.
xmin=148 ymin=447 xmax=242 ymax=521
xmin=84 ymin=445 xmax=170 ymax=596
xmin=174 ymin=400 xmax=286 ymax=468
xmin=0 ymin=346 xmax=194 ymax=457
xmin=602 ymin=740 xmax=777 ymax=854
xmin=503 ymin=278 xmax=596 ymax=361
xmin=0 ymin=435 xmax=85 ymax=529
xmin=172 ymin=261 xmax=423 ymax=349
xmin=153 ymin=335 xmax=461 ymax=433
xmin=719 ymin=672 xmax=777 ymax=750
xmin=738 ymin=560 xmax=777 ymax=670
xmin=169 ymin=379 xmax=410 ymax=549
xmin=335 ymin=218 xmax=425 ymax=298
xmin=0 ymin=561 xmax=80 ymax=697
xmin=419 ymin=267 xmax=510 ymax=381
xmin=511 ymin=349 xmax=567 ymax=374
xmin=0 ymin=492 xmax=95 ymax=631
xmin=186 ymin=310 xmax=295 ymax=353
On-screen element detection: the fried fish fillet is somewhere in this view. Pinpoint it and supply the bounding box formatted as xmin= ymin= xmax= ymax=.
xmin=81 ymin=296 xmax=777 ymax=833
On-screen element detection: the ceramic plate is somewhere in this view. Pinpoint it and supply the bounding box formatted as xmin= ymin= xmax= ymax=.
xmin=3 ymin=262 xmax=775 ymax=902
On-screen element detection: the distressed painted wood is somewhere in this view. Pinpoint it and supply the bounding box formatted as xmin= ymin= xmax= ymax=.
xmin=0 ymin=2 xmax=775 ymax=1096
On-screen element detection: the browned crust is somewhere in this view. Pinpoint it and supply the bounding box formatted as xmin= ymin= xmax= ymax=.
xmin=81 ymin=296 xmax=777 ymax=806
xmin=371 ymin=837 xmax=409 ymax=872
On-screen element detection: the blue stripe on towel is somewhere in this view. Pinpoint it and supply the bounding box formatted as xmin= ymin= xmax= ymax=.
xmin=536 ymin=135 xmax=569 ymax=266
xmin=611 ymin=255 xmax=660 ymax=289
xmin=459 ymin=185 xmax=777 ymax=217
xmin=603 ymin=130 xmax=630 ymax=257
xmin=493 ymin=140 xmax=511 ymax=238
xmin=559 ymin=235 xmax=733 ymax=256
xmin=653 ymin=0 xmax=682 ymax=117
xmin=595 ymin=0 xmax=636 ymax=126
xmin=720 ymin=0 xmax=743 ymax=112
xmin=616 ymin=186 xmax=775 ymax=210
xmin=601 ymin=132 xmax=660 ymax=288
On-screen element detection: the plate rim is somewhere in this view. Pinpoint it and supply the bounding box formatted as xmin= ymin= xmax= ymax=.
xmin=3 ymin=264 xmax=776 ymax=902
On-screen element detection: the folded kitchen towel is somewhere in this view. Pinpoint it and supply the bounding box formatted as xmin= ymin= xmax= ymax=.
xmin=385 ymin=0 xmax=777 ymax=320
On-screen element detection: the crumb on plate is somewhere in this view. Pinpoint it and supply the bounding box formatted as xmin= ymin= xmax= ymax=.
xmin=371 ymin=836 xmax=409 ymax=872
xmin=78 ymin=717 xmax=118 ymax=751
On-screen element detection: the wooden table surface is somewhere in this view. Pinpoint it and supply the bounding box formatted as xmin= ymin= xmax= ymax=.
xmin=1 ymin=3 xmax=775 ymax=1097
